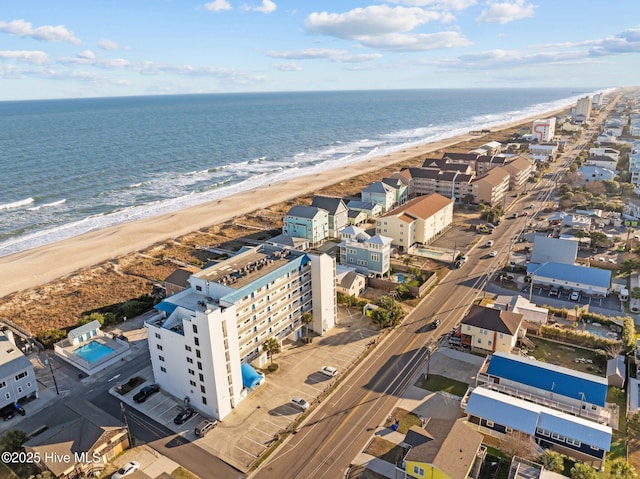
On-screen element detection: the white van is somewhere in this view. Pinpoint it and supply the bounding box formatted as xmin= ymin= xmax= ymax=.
xmin=320 ymin=366 xmax=338 ymax=378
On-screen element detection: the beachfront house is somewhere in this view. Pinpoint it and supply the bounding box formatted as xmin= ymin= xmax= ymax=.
xmin=381 ymin=177 xmax=408 ymax=207
xmin=339 ymin=225 xmax=392 ymax=277
xmin=282 ymin=205 xmax=329 ymax=246
xmin=361 ymin=181 xmax=396 ymax=213
xmin=458 ymin=304 xmax=524 ymax=354
xmin=147 ymin=244 xmax=337 ymax=421
xmin=310 ymin=196 xmax=348 ymax=238
xmin=346 ymin=200 xmax=383 ymax=219
xmin=0 ymin=331 xmax=38 ymax=414
xmin=471 ymin=168 xmax=510 ymax=205
xmin=375 ymin=193 xmax=453 ymax=253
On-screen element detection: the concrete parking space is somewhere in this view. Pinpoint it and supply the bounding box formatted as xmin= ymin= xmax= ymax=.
xmin=111 ymin=305 xmax=381 ymax=473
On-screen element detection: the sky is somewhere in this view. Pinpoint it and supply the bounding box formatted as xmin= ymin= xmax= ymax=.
xmin=1 ymin=0 xmax=639 ymax=101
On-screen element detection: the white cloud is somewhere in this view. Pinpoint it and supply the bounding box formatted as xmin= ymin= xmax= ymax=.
xmin=0 ymin=19 xmax=81 ymax=44
xmin=204 ymin=0 xmax=232 ymax=12
xmin=77 ymin=50 xmax=95 ymax=60
xmin=386 ymin=0 xmax=476 ymax=10
xmin=476 ymin=0 xmax=536 ymax=24
xmin=0 ymin=50 xmax=50 ymax=64
xmin=98 ymin=39 xmax=124 ymax=50
xmin=274 ymin=62 xmax=302 ymax=72
xmin=359 ymin=31 xmax=471 ymax=51
xmin=241 ymin=0 xmax=276 ymax=14
xmin=266 ymin=48 xmax=347 ymax=60
xmin=338 ymin=53 xmax=383 ymax=63
xmin=305 ymin=5 xmax=445 ymax=38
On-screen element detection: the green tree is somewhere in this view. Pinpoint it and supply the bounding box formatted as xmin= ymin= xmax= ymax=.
xmin=539 ymin=450 xmax=564 ymax=473
xmin=78 ymin=311 xmax=105 ymax=326
xmin=631 ymin=287 xmax=640 ymax=300
xmin=620 ymin=259 xmax=640 ymax=277
xmin=28 ymin=472 xmax=54 ymax=479
xmin=262 ymin=338 xmax=281 ymax=365
xmin=589 ymin=231 xmax=609 ymax=248
xmin=606 ymin=459 xmax=637 ymax=479
xmin=628 ymin=412 xmax=640 ymax=440
xmin=0 ymin=429 xmax=27 ymax=452
xmin=622 ymin=315 xmax=636 ymax=350
xmin=371 ymin=295 xmax=405 ymax=328
xmin=301 ymin=312 xmax=313 ymax=343
xmin=570 ymin=462 xmax=598 ymax=479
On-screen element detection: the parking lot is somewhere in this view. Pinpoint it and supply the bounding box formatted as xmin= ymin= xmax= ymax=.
xmin=114 ymin=306 xmax=380 ymax=473
xmin=520 ymin=283 xmax=624 ymax=312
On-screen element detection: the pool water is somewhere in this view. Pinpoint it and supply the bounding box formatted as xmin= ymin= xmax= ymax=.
xmin=74 ymin=340 xmax=114 ymax=362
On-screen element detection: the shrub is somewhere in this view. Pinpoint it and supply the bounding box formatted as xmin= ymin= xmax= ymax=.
xmin=36 ymin=329 xmax=67 ymax=348
xmin=267 ymin=363 xmax=279 ymax=372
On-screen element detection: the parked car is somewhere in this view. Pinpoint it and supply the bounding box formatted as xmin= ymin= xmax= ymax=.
xmin=195 ymin=419 xmax=218 ymax=437
xmin=489 ymin=250 xmax=498 ymax=257
xmin=570 ymin=291 xmax=581 ymax=301
xmin=430 ymin=319 xmax=441 ymax=329
xmin=549 ymin=287 xmax=560 ymax=297
xmin=291 ymin=397 xmax=310 ymax=411
xmin=173 ymin=407 xmax=196 ymax=425
xmin=113 ymin=462 xmax=140 ymax=479
xmin=486 ymin=240 xmax=494 ymax=247
xmin=133 ymin=384 xmax=160 ymax=403
xmin=320 ymin=366 xmax=338 ymax=378
xmin=512 ymin=213 xmax=518 ymax=218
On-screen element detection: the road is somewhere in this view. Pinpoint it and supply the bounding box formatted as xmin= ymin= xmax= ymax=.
xmin=253 ymin=98 xmax=621 ymax=479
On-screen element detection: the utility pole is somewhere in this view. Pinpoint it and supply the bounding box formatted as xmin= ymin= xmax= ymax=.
xmin=44 ymin=357 xmax=59 ymax=395
xmin=120 ymin=402 xmax=134 ymax=447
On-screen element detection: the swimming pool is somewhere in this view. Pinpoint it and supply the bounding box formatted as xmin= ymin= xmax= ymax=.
xmin=74 ymin=340 xmax=114 ymax=363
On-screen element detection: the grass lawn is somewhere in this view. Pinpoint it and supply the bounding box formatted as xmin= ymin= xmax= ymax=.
xmin=607 ymin=387 xmax=627 ymax=461
xmin=414 ymin=373 xmax=469 ymax=397
xmin=529 ymin=337 xmax=605 ymax=375
xmin=385 ymin=407 xmax=424 ymax=434
xmin=364 ymin=437 xmax=406 ymax=464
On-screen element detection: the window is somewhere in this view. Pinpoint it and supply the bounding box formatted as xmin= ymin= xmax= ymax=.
xmin=15 ymin=372 xmax=27 ymax=381
xmin=566 ymin=438 xmax=581 ymax=447
xmin=413 ymin=466 xmax=425 ymax=476
xmin=0 ymin=381 xmax=5 ymax=389
xmin=17 ymin=387 xmax=22 ymax=394
xmin=486 ymin=420 xmax=494 ymax=427
xmin=26 ymin=382 xmax=31 ymax=388
xmin=4 ymin=393 xmax=9 ymax=400
xmin=196 ymin=285 xmax=202 ymax=291
xmin=157 ymin=344 xmax=163 ymax=350
xmin=197 ymin=361 xmax=203 ymax=370
xmin=155 ymin=333 xmax=161 ymax=339
xmin=199 ymin=373 xmax=204 ymax=382
xmin=505 ymin=427 xmax=512 ymax=433
xmin=202 ymin=396 xmax=207 ymax=405
xmin=185 ymin=345 xmax=192 ymax=352
xmin=160 ymin=367 xmax=167 ymax=373
xmin=193 ymin=324 xmax=198 ymax=334
xmin=188 ymin=368 xmax=195 ymax=375
xmin=158 ymin=355 xmax=165 ymax=362
xmin=194 ymin=337 xmax=200 ymax=346
xmin=187 ymin=357 xmax=193 ymax=364
xmin=196 ymin=350 xmax=201 ymax=358
xmin=190 ymin=380 xmax=196 ymax=386
xmin=200 ymin=385 xmax=206 ymax=393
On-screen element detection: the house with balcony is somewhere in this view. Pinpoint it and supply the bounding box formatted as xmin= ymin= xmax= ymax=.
xmin=310 ymin=196 xmax=348 ymax=238
xmin=346 ymin=200 xmax=383 ymax=220
xmin=361 ymin=181 xmax=396 ymax=213
xmin=283 ymin=205 xmax=329 ymax=246
xmin=457 ymin=304 xmax=525 ymax=354
xmin=376 ymin=193 xmax=453 ymax=253
xmin=339 ymin=225 xmax=392 ymax=277
xmin=0 ymin=331 xmax=38 ymax=412
xmin=475 ymin=155 xmax=510 ymax=176
xmin=502 ymin=156 xmax=535 ymax=190
xmin=381 ymin=177 xmax=408 ymax=207
xmin=471 ymin=168 xmax=510 ymax=205
xmin=529 ymin=143 xmax=557 ymax=162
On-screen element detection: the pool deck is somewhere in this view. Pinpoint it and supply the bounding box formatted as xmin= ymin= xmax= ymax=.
xmin=54 ymin=334 xmax=131 ymax=376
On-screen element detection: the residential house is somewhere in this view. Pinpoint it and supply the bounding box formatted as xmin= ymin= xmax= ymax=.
xmin=596 ymin=132 xmax=617 ymax=145
xmin=361 ymin=181 xmax=396 ymax=213
xmin=347 ymin=209 xmax=368 ymax=226
xmin=282 ymin=205 xmax=329 ymax=246
xmin=346 ymin=200 xmax=383 ymax=219
xmin=502 ymin=156 xmax=535 ymax=189
xmin=471 ymin=167 xmax=510 ymax=205
xmin=164 ymin=268 xmax=193 ymax=297
xmin=589 ymin=148 xmax=620 ymax=161
xmin=339 ymin=225 xmax=392 ymax=277
xmin=526 ymin=262 xmax=611 ymax=296
xmin=376 ymin=193 xmax=453 ymax=252
xmin=491 ymin=295 xmax=549 ymax=324
xmin=585 ymin=155 xmax=618 ymax=171
xmin=147 ymin=244 xmax=337 ymax=420
xmin=578 ymin=165 xmax=616 ymax=184
xmin=381 ymin=177 xmax=408 ymax=207
xmin=0 ymin=331 xmax=38 ymax=412
xmin=335 ymin=265 xmax=366 ymax=297
xmin=458 ymin=304 xmax=524 ymax=354
xmin=530 ymin=236 xmax=578 ymax=265
xmin=529 ymin=143 xmax=557 ymax=162
xmin=399 ymin=418 xmax=485 ymax=479
xmin=311 ymin=196 xmax=349 ymax=238
xmin=23 ymin=399 xmax=130 ymax=479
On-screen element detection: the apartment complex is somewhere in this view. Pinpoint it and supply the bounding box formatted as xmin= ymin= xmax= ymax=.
xmin=376 ymin=193 xmax=453 ymax=252
xmin=575 ymin=96 xmax=593 ymax=119
xmin=532 ymin=118 xmax=556 ymax=143
xmin=472 ymin=168 xmax=510 ymax=205
xmin=147 ymin=244 xmax=337 ymax=420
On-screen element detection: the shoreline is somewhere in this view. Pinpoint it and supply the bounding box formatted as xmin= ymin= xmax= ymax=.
xmin=0 ymin=106 xmax=568 ymax=299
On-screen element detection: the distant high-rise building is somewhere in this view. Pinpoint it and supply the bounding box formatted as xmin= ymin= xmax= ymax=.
xmin=593 ymin=93 xmax=603 ymax=108
xmin=576 ymin=96 xmax=592 ymax=118
xmin=531 ymin=118 xmax=556 ymax=142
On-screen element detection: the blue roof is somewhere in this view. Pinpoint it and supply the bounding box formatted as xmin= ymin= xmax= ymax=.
xmin=155 ymin=301 xmax=178 ymax=314
xmin=526 ymin=262 xmax=611 ymax=289
xmin=538 ymin=410 xmax=611 ymax=451
xmin=241 ymin=363 xmax=264 ymax=389
xmin=487 ymin=352 xmax=608 ymax=406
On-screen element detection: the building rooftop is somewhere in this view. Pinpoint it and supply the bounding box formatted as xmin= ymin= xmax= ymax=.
xmin=526 ymin=262 xmax=612 ymax=289
xmin=311 ymin=196 xmax=347 ymax=215
xmin=461 ymin=304 xmax=522 ymax=335
xmin=0 ymin=333 xmax=31 ymax=379
xmin=381 ymin=193 xmax=453 ymax=221
xmin=285 ymin=205 xmax=327 ymax=219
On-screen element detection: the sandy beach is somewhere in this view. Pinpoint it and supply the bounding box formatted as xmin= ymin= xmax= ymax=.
xmin=0 ymin=107 xmax=567 ymax=300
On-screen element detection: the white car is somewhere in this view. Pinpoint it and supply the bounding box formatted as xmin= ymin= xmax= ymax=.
xmin=320 ymin=366 xmax=338 ymax=378
xmin=570 ymin=291 xmax=581 ymax=301
xmin=489 ymin=250 xmax=498 ymax=257
xmin=486 ymin=240 xmax=494 ymax=247
xmin=291 ymin=397 xmax=310 ymax=411
xmin=113 ymin=461 xmax=140 ymax=479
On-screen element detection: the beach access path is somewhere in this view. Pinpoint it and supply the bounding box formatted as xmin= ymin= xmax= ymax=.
xmin=0 ymin=108 xmax=567 ymax=299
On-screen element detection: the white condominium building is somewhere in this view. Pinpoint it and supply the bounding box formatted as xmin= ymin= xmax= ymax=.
xmin=146 ymin=244 xmax=337 ymax=420
xmin=532 ymin=118 xmax=556 ymax=143
xmin=576 ymin=96 xmax=592 ymax=119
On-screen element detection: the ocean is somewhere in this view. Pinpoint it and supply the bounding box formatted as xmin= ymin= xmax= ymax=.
xmin=0 ymin=88 xmax=600 ymax=257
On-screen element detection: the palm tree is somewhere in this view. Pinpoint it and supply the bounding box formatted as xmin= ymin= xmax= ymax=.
xmin=262 ymin=338 xmax=281 ymax=365
xmin=301 ymin=312 xmax=313 ymax=343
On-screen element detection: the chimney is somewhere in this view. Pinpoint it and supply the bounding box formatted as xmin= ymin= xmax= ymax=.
xmin=505 ymin=303 xmax=509 ymax=311
xmin=5 ymin=330 xmax=15 ymax=345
